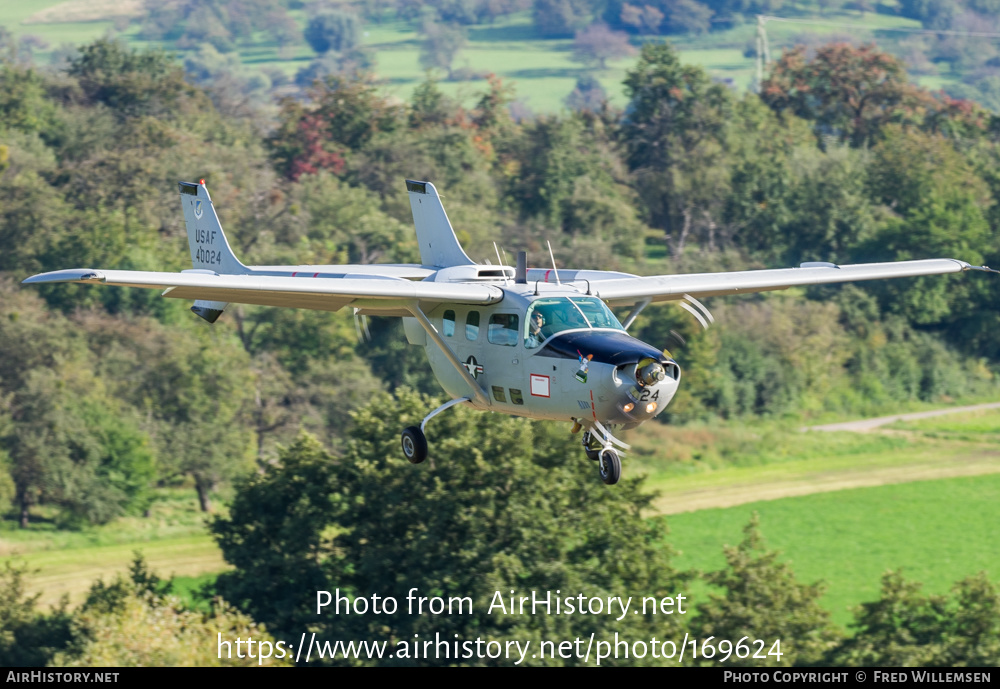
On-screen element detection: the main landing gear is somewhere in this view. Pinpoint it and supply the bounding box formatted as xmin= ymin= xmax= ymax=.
xmin=400 ymin=397 xmax=470 ymax=465
xmin=578 ymin=421 xmax=629 ymax=485
xmin=401 ymin=426 xmax=428 ymax=464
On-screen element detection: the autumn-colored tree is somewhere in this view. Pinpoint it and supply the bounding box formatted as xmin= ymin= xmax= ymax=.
xmin=268 ymin=75 xmax=403 ymax=181
xmin=761 ymin=43 xmax=989 ymax=146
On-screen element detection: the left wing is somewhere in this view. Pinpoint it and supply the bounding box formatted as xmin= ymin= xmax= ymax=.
xmin=582 ymin=259 xmax=996 ymax=307
xmin=21 ymin=269 xmax=503 ymax=313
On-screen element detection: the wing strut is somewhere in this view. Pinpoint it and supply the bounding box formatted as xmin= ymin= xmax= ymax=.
xmin=406 ymin=303 xmax=491 ymax=407
xmin=621 ymin=298 xmax=651 ymax=330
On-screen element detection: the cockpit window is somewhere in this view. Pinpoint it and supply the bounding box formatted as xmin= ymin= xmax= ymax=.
xmin=524 ymin=297 xmax=624 ymax=347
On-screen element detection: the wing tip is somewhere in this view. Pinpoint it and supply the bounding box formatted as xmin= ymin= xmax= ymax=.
xmin=22 ymin=269 xmax=104 ymax=285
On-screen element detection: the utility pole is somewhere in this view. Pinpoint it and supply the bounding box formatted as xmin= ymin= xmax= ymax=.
xmin=755 ymin=15 xmax=771 ymax=92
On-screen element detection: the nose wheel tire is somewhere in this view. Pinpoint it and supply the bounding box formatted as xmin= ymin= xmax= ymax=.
xmin=598 ymin=448 xmax=621 ymax=485
xmin=401 ymin=426 xmax=428 ymax=464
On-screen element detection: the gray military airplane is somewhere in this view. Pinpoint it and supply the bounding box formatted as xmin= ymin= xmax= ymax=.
xmin=23 ymin=179 xmax=999 ymax=484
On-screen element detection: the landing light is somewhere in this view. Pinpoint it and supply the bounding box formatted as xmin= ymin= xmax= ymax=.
xmin=623 ymin=402 xmax=634 ymax=413
xmin=645 ymin=402 xmax=657 ymax=413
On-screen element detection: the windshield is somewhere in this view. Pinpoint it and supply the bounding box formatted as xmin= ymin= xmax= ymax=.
xmin=524 ymin=297 xmax=625 ymax=348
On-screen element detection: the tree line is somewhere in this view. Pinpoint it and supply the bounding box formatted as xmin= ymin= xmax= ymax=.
xmin=2 ymin=33 xmax=1000 ymax=525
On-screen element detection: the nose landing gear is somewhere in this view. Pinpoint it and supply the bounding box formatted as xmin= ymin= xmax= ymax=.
xmin=578 ymin=421 xmax=629 ymax=485
xmin=598 ymin=448 xmax=621 ymax=485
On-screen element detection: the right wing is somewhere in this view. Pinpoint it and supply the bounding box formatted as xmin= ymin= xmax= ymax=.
xmin=578 ymin=259 xmax=994 ymax=307
xmin=21 ymin=269 xmax=503 ymax=314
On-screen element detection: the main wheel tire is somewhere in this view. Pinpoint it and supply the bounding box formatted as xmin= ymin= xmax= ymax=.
xmin=401 ymin=426 xmax=428 ymax=464
xmin=598 ymin=448 xmax=621 ymax=485
xmin=582 ymin=431 xmax=600 ymax=461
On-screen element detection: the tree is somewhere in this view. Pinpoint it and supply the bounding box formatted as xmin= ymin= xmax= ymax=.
xmin=760 ymin=43 xmax=988 ymax=147
xmin=269 ymin=75 xmax=403 ymax=181
xmin=620 ymin=42 xmax=732 ymax=255
xmin=620 ymin=3 xmax=665 ymax=34
xmin=419 ymin=21 xmax=467 ymax=80
xmin=304 ymin=11 xmax=361 ymax=55
xmin=212 ymin=390 xmax=686 ymax=665
xmin=110 ymin=323 xmax=255 ymax=513
xmin=861 ymin=126 xmax=991 ymax=327
xmin=690 ymin=514 xmax=840 ymax=666
xmin=53 ymin=555 xmax=287 ymax=667
xmin=534 ymin=0 xmax=596 ymax=36
xmin=572 ymin=23 xmax=636 ymax=70
xmin=828 ymin=570 xmax=1000 ymax=666
xmin=664 ymin=0 xmax=713 ymax=35
xmin=565 ymin=74 xmax=608 ymax=111
xmin=0 ymin=561 xmax=73 ymax=667
xmin=504 ymin=113 xmax=649 ymax=258
xmin=68 ymin=39 xmax=197 ymax=121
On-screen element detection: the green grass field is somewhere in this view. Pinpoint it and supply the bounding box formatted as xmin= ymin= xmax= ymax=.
xmin=665 ymin=473 xmax=1000 ymax=629
xmin=1 ymin=489 xmax=227 ymax=608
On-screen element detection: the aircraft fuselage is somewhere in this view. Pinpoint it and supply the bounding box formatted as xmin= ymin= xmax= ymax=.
xmin=409 ymin=285 xmax=680 ymax=429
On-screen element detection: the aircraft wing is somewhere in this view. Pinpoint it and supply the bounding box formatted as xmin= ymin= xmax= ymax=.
xmin=21 ymin=269 xmax=503 ymax=313
xmin=587 ymin=259 xmax=991 ymax=307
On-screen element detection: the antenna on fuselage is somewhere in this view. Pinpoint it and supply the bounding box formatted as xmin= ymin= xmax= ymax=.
xmin=492 ymin=242 xmax=510 ymax=284
xmin=546 ymin=240 xmax=561 ymax=286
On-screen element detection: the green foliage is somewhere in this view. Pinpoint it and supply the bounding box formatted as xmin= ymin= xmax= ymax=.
xmin=621 ymin=42 xmax=732 ymax=255
xmin=3 ymin=32 xmax=1000 ymax=539
xmin=140 ymin=0 xmax=294 ymax=53
xmin=0 ymin=65 xmax=61 ymax=141
xmin=0 ymin=561 xmax=73 ymax=667
xmin=830 ymin=570 xmax=1000 ymax=666
xmin=691 ymin=514 xmax=840 ymax=666
xmin=419 ymin=21 xmax=467 ymax=80
xmin=128 ymin=326 xmax=255 ymax=512
xmin=534 ymin=0 xmax=597 ymax=36
xmin=212 ymin=390 xmax=685 ymax=665
xmin=269 ymin=75 xmax=403 ymax=180
xmin=505 ymin=113 xmax=648 ymax=259
xmin=761 ymin=43 xmax=990 ymax=147
xmin=305 ymin=11 xmax=361 ymax=55
xmin=68 ymin=39 xmax=197 ymax=121
xmin=53 ymin=554 xmax=286 ymax=667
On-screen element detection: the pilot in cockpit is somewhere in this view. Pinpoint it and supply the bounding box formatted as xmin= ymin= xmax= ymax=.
xmin=527 ymin=310 xmax=546 ymax=347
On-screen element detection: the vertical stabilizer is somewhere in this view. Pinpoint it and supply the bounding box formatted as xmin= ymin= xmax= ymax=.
xmin=179 ymin=180 xmax=247 ymax=275
xmin=406 ymin=180 xmax=474 ymax=267
xmin=179 ymin=180 xmax=246 ymax=323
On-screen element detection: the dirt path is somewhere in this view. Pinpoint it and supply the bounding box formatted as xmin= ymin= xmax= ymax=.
xmin=800 ymin=401 xmax=1000 ymax=433
xmin=650 ymin=401 xmax=1000 ymax=516
xmin=651 ymin=450 xmax=1000 ymax=515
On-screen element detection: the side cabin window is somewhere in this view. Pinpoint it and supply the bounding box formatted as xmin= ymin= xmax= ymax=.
xmin=488 ymin=313 xmax=519 ymax=347
xmin=465 ymin=311 xmax=480 ymax=341
xmin=442 ymin=310 xmax=455 ymax=337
